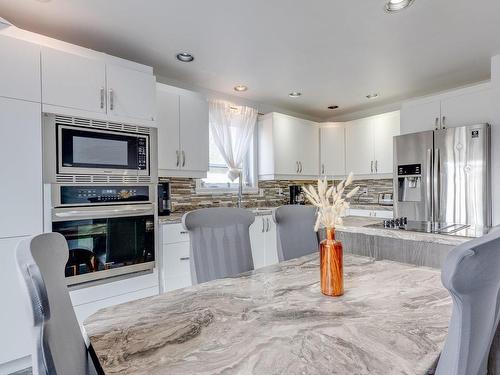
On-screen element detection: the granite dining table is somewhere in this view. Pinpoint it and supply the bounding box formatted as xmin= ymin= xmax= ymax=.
xmin=84 ymin=253 xmax=452 ymax=375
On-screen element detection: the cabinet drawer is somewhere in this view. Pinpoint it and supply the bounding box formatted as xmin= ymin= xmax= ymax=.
xmin=162 ymin=223 xmax=190 ymax=244
xmin=163 ymin=242 xmax=191 ymax=277
xmin=373 ymin=210 xmax=393 ymax=219
xmin=164 ymin=275 xmax=192 ymax=292
xmin=348 ymin=209 xmax=372 ymax=217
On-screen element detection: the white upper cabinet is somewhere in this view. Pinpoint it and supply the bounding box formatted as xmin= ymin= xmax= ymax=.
xmin=400 ymin=82 xmax=492 ymax=134
xmin=0 ymin=36 xmax=41 ymax=102
xmin=106 ymin=64 xmax=156 ymax=122
xmin=0 ymin=97 xmax=42 ymax=238
xmin=156 ymin=83 xmax=209 ymax=178
xmin=439 ymin=87 xmax=492 ymax=128
xmin=400 ymin=99 xmax=440 ymax=134
xmin=258 ymin=112 xmax=319 ymax=180
xmin=41 ymin=47 xmax=106 ymax=114
xmin=346 ymin=111 xmax=400 ymax=178
xmin=345 ymin=117 xmax=373 ymax=175
xmin=41 ymin=47 xmax=155 ymax=125
xmin=179 ymin=94 xmax=209 ymax=173
xmin=157 ymin=89 xmax=181 ymax=171
xmin=372 ymin=111 xmax=400 ymax=174
xmin=320 ymin=123 xmax=346 ymax=178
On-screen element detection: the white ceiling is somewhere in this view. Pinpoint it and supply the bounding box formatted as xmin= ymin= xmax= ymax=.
xmin=1 ymin=0 xmax=499 ymax=120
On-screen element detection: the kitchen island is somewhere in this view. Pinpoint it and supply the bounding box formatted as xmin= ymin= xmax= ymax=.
xmin=84 ymin=253 xmax=452 ymax=375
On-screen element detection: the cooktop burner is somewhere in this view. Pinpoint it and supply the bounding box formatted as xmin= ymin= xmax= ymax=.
xmin=366 ymin=219 xmax=489 ymax=238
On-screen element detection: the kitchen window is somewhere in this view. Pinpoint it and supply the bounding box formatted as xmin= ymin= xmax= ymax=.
xmin=197 ymin=127 xmax=258 ymax=192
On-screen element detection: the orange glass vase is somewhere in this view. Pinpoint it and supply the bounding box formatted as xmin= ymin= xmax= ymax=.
xmin=320 ymin=227 xmax=344 ymax=297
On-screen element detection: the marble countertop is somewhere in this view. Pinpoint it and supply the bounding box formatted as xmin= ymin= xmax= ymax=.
xmin=159 ymin=207 xmax=276 ymax=225
xmin=338 ymin=217 xmax=472 ymax=246
xmin=349 ymin=203 xmax=393 ymax=211
xmin=158 ymin=204 xmax=392 ymax=225
xmin=85 ymin=253 xmax=452 ymax=375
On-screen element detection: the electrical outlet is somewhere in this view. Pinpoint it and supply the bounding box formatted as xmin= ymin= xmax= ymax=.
xmin=277 ymin=187 xmax=283 ymax=196
xmin=362 ymin=187 xmax=368 ymax=195
xmin=259 ymin=188 xmax=265 ymax=197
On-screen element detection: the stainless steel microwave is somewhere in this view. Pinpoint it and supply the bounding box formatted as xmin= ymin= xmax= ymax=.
xmin=43 ymin=113 xmax=158 ymax=183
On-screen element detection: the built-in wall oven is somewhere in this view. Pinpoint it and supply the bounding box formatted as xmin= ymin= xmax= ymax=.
xmin=47 ymin=184 xmax=156 ymax=286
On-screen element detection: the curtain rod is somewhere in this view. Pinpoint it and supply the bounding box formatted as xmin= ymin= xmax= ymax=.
xmin=229 ymin=106 xmax=264 ymax=116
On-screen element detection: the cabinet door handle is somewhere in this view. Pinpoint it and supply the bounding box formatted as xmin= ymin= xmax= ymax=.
xmin=299 ymin=161 xmax=303 ymax=173
xmin=182 ymin=150 xmax=186 ymax=167
xmin=321 ymin=164 xmax=325 ymax=175
xmin=176 ymin=150 xmax=180 ymax=167
xmin=375 ymin=160 xmax=378 ymax=173
xmin=442 ymin=116 xmax=446 ymax=129
xmin=371 ymin=160 xmax=374 ymax=173
xmin=261 ymin=217 xmax=265 ymax=232
xmin=109 ymin=89 xmax=114 ymax=110
xmin=100 ymin=87 xmax=105 ymax=109
xmin=296 ymin=161 xmax=299 ymax=173
xmin=435 ymin=117 xmax=439 ymax=130
xmin=179 ymin=257 xmax=190 ymax=261
xmin=266 ymin=217 xmax=270 ymax=232
xmin=180 ymin=231 xmax=189 ymax=234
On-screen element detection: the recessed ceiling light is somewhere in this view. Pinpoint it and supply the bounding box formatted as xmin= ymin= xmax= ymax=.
xmin=234 ymin=85 xmax=248 ymax=92
xmin=289 ymin=92 xmax=302 ymax=98
xmin=176 ymin=52 xmax=194 ymax=62
xmin=366 ymin=93 xmax=379 ymax=99
xmin=385 ymin=0 xmax=414 ymax=13
xmin=328 ymin=105 xmax=339 ymax=110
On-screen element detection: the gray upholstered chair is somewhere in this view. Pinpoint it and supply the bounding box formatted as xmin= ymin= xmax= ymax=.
xmin=273 ymin=205 xmax=319 ymax=262
xmin=436 ymin=229 xmax=500 ymax=375
xmin=182 ymin=208 xmax=255 ymax=284
xmin=16 ymin=233 xmax=102 ymax=375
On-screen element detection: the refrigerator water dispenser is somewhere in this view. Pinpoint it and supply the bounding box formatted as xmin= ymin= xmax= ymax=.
xmin=398 ymin=176 xmax=421 ymax=202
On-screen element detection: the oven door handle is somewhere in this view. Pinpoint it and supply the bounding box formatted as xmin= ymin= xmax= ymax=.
xmin=53 ymin=204 xmax=154 ymax=221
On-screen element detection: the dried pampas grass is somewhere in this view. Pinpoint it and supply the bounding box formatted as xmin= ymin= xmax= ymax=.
xmin=303 ymin=172 xmax=359 ymax=231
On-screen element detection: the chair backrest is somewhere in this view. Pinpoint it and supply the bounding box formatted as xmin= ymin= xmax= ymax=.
xmin=16 ymin=233 xmax=98 ymax=375
xmin=182 ymin=208 xmax=255 ymax=284
xmin=273 ymin=205 xmax=319 ymax=262
xmin=436 ymin=229 xmax=500 ymax=375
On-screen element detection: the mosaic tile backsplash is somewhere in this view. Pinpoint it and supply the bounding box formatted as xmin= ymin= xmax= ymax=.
xmin=160 ymin=177 xmax=394 ymax=213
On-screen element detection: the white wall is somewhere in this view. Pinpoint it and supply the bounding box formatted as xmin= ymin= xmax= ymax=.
xmin=490 ymin=55 xmax=500 ymax=225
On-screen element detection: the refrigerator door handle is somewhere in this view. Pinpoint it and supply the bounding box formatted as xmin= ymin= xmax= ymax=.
xmin=426 ymin=148 xmax=433 ymax=221
xmin=433 ymin=148 xmax=440 ymax=222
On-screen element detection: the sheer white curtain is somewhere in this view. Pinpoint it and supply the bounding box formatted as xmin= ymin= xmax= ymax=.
xmin=208 ymin=99 xmax=258 ymax=181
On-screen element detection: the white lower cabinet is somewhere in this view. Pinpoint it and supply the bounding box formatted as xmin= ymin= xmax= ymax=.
xmin=162 ymin=241 xmax=192 ymax=291
xmin=250 ymin=215 xmax=278 ymax=269
xmin=70 ymin=271 xmax=159 ymax=324
xmin=161 ymin=223 xmax=192 ymax=292
xmin=160 ymin=216 xmax=279 ymax=293
xmin=347 ymin=209 xmax=393 ymax=219
xmin=0 ymin=237 xmax=33 ymax=369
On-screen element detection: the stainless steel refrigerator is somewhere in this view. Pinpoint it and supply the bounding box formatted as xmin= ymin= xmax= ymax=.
xmin=393 ymin=124 xmax=491 ymax=227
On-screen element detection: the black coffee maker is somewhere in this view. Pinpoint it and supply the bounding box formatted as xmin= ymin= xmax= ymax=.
xmin=157 ymin=182 xmax=171 ymax=216
xmin=289 ymin=185 xmax=304 ymax=205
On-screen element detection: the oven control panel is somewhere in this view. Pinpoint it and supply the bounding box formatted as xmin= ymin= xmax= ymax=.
xmin=138 ymin=137 xmax=147 ymax=170
xmin=61 ymin=185 xmax=150 ymax=205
